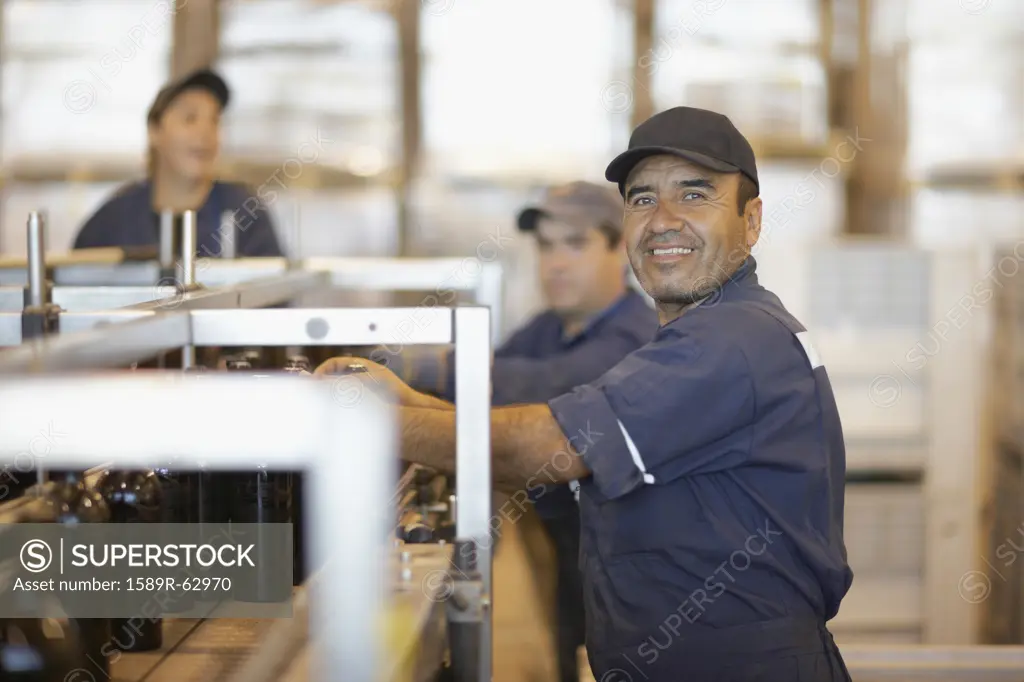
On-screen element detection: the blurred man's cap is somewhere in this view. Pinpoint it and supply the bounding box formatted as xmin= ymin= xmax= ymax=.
xmin=605 ymin=106 xmax=759 ymax=194
xmin=517 ymin=181 xmax=623 ymax=237
xmin=147 ymin=68 xmax=230 ymax=125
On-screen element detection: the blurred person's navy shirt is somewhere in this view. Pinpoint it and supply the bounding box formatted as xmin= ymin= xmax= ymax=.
xmin=73 ymin=180 xmax=283 ymax=258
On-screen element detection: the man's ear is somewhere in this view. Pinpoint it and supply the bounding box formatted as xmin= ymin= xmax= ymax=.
xmin=147 ymin=121 xmax=160 ymax=150
xmin=744 ymin=197 xmax=763 ymax=249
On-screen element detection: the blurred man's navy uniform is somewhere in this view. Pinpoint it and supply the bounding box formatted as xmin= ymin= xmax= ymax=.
xmin=548 ymin=257 xmax=853 ymax=680
xmin=74 ymin=180 xmax=282 ymax=257
xmin=389 ymin=182 xmax=658 ymax=682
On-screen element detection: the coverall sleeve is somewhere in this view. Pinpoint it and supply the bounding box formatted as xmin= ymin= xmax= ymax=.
xmin=546 ymin=330 xmax=756 ymax=500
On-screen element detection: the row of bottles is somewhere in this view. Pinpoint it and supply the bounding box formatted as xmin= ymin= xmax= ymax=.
xmin=223 ymin=352 xmax=308 ymax=589
xmin=0 ymin=351 xmax=315 ymax=681
xmin=180 ymin=350 xmax=310 ymax=586
xmin=0 ymin=470 xmax=164 ymax=681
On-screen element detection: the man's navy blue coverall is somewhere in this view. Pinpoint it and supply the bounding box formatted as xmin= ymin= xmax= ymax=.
xmin=73 ymin=180 xmax=283 ymax=257
xmin=547 ymin=257 xmax=854 ymax=681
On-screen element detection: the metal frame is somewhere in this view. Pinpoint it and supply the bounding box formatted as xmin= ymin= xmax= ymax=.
xmin=0 ymin=256 xmax=504 ymax=341
xmin=0 ymin=305 xmax=494 ymax=680
xmin=0 ymin=374 xmax=394 ymax=682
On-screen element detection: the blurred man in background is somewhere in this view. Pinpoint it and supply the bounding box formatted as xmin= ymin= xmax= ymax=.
xmin=323 ymin=180 xmax=657 ymax=682
xmin=73 ymin=68 xmax=282 ymax=259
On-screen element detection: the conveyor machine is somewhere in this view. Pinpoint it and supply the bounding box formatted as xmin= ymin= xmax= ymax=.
xmin=0 ymin=210 xmax=498 ymax=681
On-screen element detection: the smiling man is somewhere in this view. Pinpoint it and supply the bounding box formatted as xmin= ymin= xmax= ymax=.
xmin=318 ymin=107 xmax=854 ymax=681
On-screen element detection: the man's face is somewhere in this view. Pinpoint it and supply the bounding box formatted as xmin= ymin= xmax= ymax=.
xmin=535 ymin=216 xmax=624 ymax=317
xmin=149 ymin=89 xmax=222 ymax=182
xmin=622 ymin=154 xmax=761 ymax=318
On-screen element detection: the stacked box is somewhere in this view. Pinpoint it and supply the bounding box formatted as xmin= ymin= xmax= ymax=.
xmin=652 ymin=0 xmax=827 ymax=147
xmin=217 ymin=0 xmax=400 ymax=176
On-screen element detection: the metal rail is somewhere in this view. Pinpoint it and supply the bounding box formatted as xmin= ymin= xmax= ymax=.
xmin=0 ymin=313 xmax=190 ymax=372
xmin=0 ymin=271 xmax=328 ymax=347
xmin=0 ymin=286 xmax=173 ymax=312
xmin=0 ymin=257 xmax=504 ymax=341
xmin=0 ymin=374 xmax=395 ymax=682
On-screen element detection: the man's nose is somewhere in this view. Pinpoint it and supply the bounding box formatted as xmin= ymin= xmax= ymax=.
xmin=648 ymin=201 xmax=684 ymax=234
xmin=547 ymin=254 xmax=570 ymax=271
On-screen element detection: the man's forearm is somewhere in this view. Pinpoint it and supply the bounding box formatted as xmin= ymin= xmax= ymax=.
xmin=398 ymin=404 xmax=589 ymax=491
xmin=410 ymin=391 xmax=455 ymax=411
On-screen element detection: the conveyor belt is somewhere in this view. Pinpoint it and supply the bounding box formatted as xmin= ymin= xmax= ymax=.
xmin=138 ymin=617 xmax=281 ymax=682
xmin=130 ymin=544 xmax=452 ymax=682
xmin=105 ymin=618 xmax=203 ymax=682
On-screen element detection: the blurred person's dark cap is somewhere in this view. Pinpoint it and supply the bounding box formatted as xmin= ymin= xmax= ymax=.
xmin=605 ymin=106 xmax=759 ymax=194
xmin=147 ymin=68 xmax=230 ymax=125
xmin=517 ymin=181 xmax=624 ymax=236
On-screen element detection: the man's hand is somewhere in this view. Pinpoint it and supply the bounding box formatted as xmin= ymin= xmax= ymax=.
xmin=373 ymin=346 xmax=450 ymax=395
xmin=314 ymin=356 xmax=441 ymax=409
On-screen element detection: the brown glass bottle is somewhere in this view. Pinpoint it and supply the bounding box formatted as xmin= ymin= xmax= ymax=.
xmin=224 ymin=360 xmax=294 ymax=598
xmin=282 ymin=359 xmax=308 ymax=585
xmin=283 ymin=355 xmax=311 ymax=372
xmin=41 ymin=471 xmax=112 ymax=679
xmin=240 ymin=348 xmax=263 ymax=369
xmin=96 ymin=470 xmax=164 ymax=652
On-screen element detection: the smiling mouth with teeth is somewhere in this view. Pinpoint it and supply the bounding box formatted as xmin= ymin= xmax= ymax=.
xmin=650 ymin=247 xmax=695 ymax=255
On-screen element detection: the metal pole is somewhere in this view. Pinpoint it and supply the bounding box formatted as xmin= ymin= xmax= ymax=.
xmin=180 ymin=210 xmax=197 ymax=369
xmin=219 ymin=210 xmax=236 ymax=260
xmin=454 ymin=307 xmax=493 ymax=681
xmin=181 ymin=209 xmax=198 ymax=287
xmin=159 ymin=210 xmax=175 ymax=269
xmin=26 ymin=211 xmax=46 ymax=308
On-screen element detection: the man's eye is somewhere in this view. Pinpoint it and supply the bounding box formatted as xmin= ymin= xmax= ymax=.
xmin=630 ymin=196 xmax=654 ymax=207
xmin=683 ymin=192 xmax=704 ymax=201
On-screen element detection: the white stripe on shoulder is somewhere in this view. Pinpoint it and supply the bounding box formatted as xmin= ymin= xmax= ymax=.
xmin=795 ymin=331 xmax=823 ymax=370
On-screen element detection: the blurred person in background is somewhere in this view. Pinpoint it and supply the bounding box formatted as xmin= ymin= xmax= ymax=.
xmin=72 ymin=68 xmax=283 ymax=258
xmin=320 ymin=180 xmax=657 ymax=682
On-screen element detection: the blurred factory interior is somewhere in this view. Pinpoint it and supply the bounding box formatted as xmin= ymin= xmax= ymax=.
xmin=0 ymin=0 xmax=1021 ymax=680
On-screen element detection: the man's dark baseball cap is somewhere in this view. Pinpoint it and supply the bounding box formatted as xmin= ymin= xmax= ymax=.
xmin=605 ymin=106 xmax=759 ymax=195
xmin=517 ymin=181 xmax=623 ymax=236
xmin=147 ymin=68 xmax=230 ymax=125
